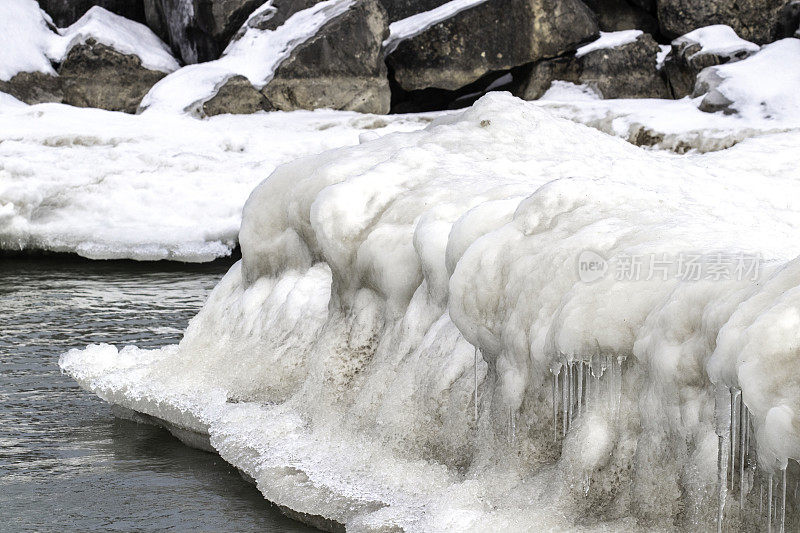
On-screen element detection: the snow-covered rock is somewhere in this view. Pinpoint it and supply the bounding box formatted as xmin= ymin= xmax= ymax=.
xmin=663 ymin=25 xmax=759 ymax=99
xmin=141 ymin=0 xmax=390 ymax=116
xmin=696 ymin=38 xmax=800 ymax=120
xmin=0 ymin=2 xmax=178 ymax=111
xmin=37 ymin=0 xmax=147 ymax=27
xmin=518 ymin=32 xmax=669 ymax=100
xmin=60 ymin=93 xmax=800 ymax=531
xmin=385 ymin=0 xmax=598 ymax=91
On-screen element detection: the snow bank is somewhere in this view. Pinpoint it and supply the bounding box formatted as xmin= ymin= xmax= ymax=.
xmin=0 ymin=0 xmax=60 ymax=81
xmin=576 ymin=30 xmax=643 ymax=58
xmin=0 ymin=1 xmax=177 ymax=82
xmin=140 ymin=0 xmax=355 ymax=115
xmin=697 ymin=39 xmax=800 ymax=121
xmin=382 ymin=0 xmax=488 ymax=55
xmin=0 ymin=103 xmax=435 ymax=261
xmin=62 ymin=94 xmax=800 ymax=530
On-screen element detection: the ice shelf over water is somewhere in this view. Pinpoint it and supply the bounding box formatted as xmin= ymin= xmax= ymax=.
xmin=62 ymin=94 xmax=800 ymax=531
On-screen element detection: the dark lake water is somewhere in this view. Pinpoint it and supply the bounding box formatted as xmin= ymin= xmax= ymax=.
xmin=0 ymin=257 xmax=314 ymax=532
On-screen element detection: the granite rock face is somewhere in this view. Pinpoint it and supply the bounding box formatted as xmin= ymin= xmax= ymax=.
xmin=58 ymin=39 xmax=170 ymax=113
xmin=377 ymin=0 xmax=448 ymax=22
xmin=262 ymin=0 xmax=390 ymax=113
xmin=656 ymin=0 xmax=790 ymax=44
xmin=0 ymin=72 xmax=64 ymax=105
xmin=517 ymin=33 xmax=670 ymax=100
xmin=37 ymin=0 xmax=146 ymax=27
xmin=583 ymin=0 xmax=659 ymax=34
xmin=202 ymin=75 xmax=270 ymax=115
xmin=143 ymin=0 xmax=268 ymax=63
xmin=386 ymin=0 xmax=599 ymax=92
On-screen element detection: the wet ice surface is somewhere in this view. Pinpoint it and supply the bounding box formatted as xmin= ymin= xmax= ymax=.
xmin=0 ymin=258 xmax=313 ymax=532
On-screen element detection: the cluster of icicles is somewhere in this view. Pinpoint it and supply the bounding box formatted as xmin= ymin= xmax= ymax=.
xmin=470 ymin=347 xmax=797 ymax=531
xmin=716 ymin=388 xmax=795 ymax=532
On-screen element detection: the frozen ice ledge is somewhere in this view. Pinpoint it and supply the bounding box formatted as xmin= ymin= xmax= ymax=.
xmin=61 ymin=94 xmax=800 ymax=531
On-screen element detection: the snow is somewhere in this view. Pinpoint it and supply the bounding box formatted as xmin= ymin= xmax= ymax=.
xmin=0 ymin=1 xmax=177 ymax=82
xmin=140 ymin=0 xmax=355 ymax=115
xmin=61 ymin=93 xmax=800 ymax=530
xmin=0 ymin=0 xmax=60 ymax=81
xmin=382 ymin=0 xmax=488 ymax=55
xmin=58 ymin=6 xmax=180 ymax=73
xmin=575 ymin=30 xmax=642 ymax=58
xmin=540 ymin=81 xmax=600 ymax=102
xmin=696 ymin=39 xmax=800 ymax=121
xmin=0 ymin=102 xmax=436 ymax=261
xmin=674 ymin=24 xmax=760 ymax=60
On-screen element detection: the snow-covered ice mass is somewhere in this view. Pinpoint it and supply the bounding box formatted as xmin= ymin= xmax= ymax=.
xmin=2 ymin=0 xmax=799 ymax=530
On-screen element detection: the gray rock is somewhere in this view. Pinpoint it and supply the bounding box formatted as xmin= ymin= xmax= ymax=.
xmin=378 ymin=0 xmax=448 ymax=22
xmin=517 ymin=33 xmax=670 ymax=100
xmin=694 ymin=69 xmax=735 ymax=113
xmin=202 ymin=75 xmax=270 ymax=116
xmin=386 ymin=0 xmax=598 ymax=92
xmin=662 ymin=31 xmax=757 ymax=99
xmin=261 ymin=0 xmax=390 ymax=113
xmin=37 ymin=0 xmax=146 ymax=27
xmin=144 ymin=0 xmax=268 ymax=63
xmin=774 ymin=1 xmax=800 ymax=39
xmin=0 ymin=72 xmax=63 ymax=105
xmin=583 ymin=0 xmax=659 ymax=34
xmin=656 ymin=0 xmax=789 ymax=44
xmin=58 ymin=39 xmax=169 ymax=113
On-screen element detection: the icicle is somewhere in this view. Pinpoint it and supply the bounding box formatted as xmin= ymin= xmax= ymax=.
xmin=583 ymin=472 xmax=590 ymax=496
xmin=739 ymin=401 xmax=748 ymax=507
xmin=606 ymin=354 xmax=614 ymax=411
xmin=615 ymin=356 xmax=625 ymax=416
xmin=780 ymin=468 xmax=786 ymax=533
xmin=474 ymin=347 xmax=479 ymax=424
xmin=730 ymin=388 xmax=740 ymax=490
xmin=585 ymin=359 xmax=592 ymax=413
xmin=552 ymin=365 xmax=560 ymax=443
xmin=567 ymin=361 xmax=574 ymax=427
xmin=717 ymin=434 xmax=729 ymax=533
xmin=577 ymin=361 xmax=584 ymax=417
xmin=562 ymin=365 xmax=568 ymax=437
xmin=767 ymin=472 xmax=774 ymax=533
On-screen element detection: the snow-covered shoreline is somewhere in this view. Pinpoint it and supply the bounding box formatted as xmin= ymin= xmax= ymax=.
xmin=61 ymin=94 xmax=800 ymax=531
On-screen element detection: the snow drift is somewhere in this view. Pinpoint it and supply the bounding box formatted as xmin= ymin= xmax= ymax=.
xmin=62 ymin=93 xmax=800 ymax=530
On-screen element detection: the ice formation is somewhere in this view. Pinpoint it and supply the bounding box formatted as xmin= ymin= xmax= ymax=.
xmin=62 ymin=94 xmax=800 ymax=531
xmin=139 ymin=0 xmax=356 ymax=115
xmin=0 ymin=101 xmax=434 ymax=261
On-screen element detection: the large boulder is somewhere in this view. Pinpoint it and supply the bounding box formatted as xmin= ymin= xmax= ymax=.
xmin=262 ymin=0 xmax=390 ymax=113
xmin=0 ymin=71 xmax=63 ymax=104
xmin=583 ymin=0 xmax=659 ymax=34
xmin=144 ymin=0 xmax=268 ymax=63
xmin=386 ymin=0 xmax=598 ymax=92
xmin=58 ymin=39 xmax=172 ymax=113
xmin=656 ymin=0 xmax=790 ymax=44
xmin=774 ymin=1 xmax=800 ymax=39
xmin=378 ymin=0 xmax=447 ymax=22
xmin=36 ymin=0 xmax=146 ymax=27
xmin=662 ymin=25 xmax=759 ymax=99
xmin=517 ymin=31 xmax=670 ymax=100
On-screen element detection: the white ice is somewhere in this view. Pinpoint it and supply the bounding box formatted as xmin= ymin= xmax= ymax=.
xmin=0 ymin=0 xmax=61 ymax=81
xmin=575 ymin=30 xmax=642 ymax=58
xmin=0 ymin=101 xmax=436 ymax=261
xmin=140 ymin=0 xmax=355 ymax=115
xmin=61 ymin=93 xmax=800 ymax=530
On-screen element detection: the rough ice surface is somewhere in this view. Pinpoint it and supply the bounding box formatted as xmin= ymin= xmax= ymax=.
xmin=697 ymin=39 xmax=800 ymax=121
xmin=57 ymin=6 xmax=180 ymax=73
xmin=140 ymin=0 xmax=355 ymax=115
xmin=382 ymin=0 xmax=488 ymax=54
xmin=575 ymin=30 xmax=643 ymax=58
xmin=61 ymin=93 xmax=800 ymax=530
xmin=674 ymin=24 xmax=760 ymax=59
xmin=0 ymin=101 xmax=435 ymax=261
